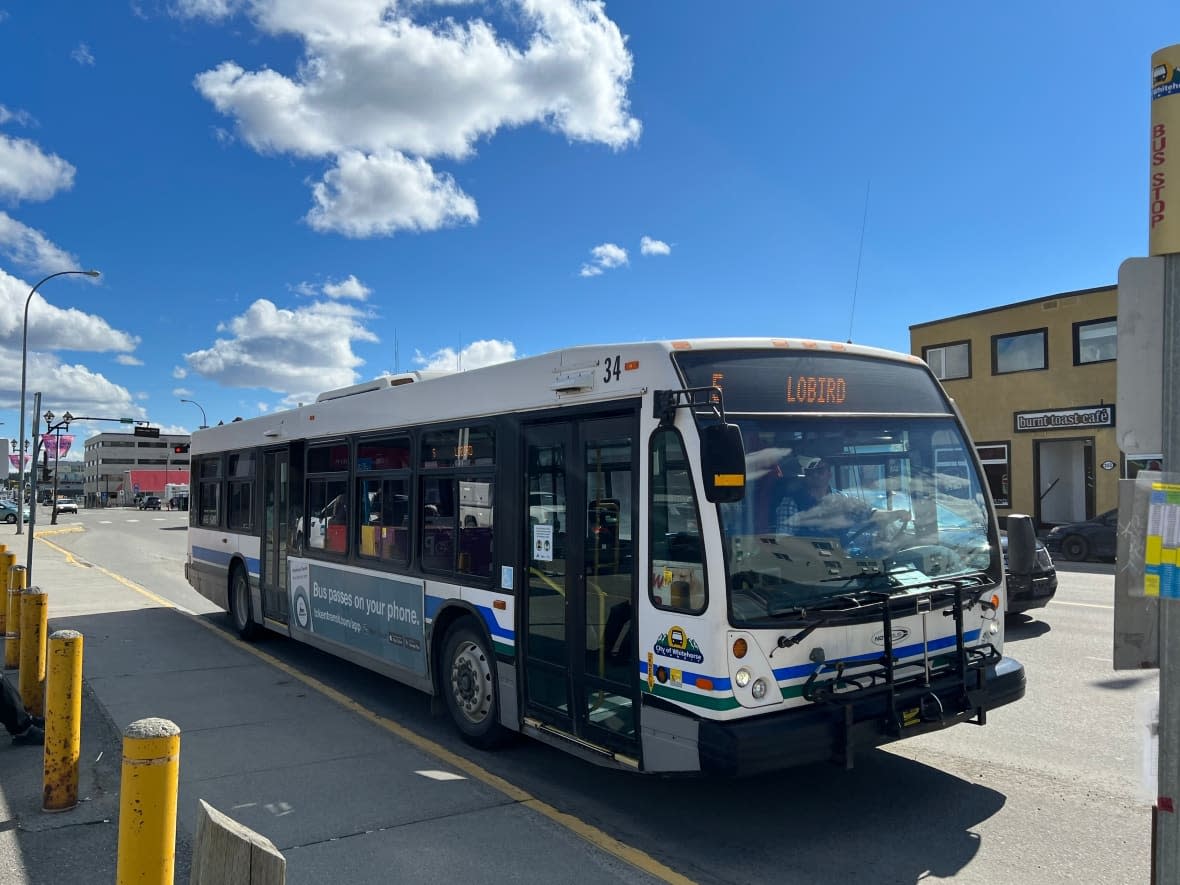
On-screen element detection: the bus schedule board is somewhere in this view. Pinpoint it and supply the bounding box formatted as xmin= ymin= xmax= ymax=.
xmin=674 ymin=351 xmax=949 ymax=414
xmin=289 ymin=559 xmax=426 ymax=674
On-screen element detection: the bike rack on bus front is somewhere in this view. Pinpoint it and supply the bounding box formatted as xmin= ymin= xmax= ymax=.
xmin=800 ymin=585 xmax=1002 ymax=769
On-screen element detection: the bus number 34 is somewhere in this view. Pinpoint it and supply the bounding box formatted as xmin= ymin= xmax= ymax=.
xmin=603 ymin=355 xmax=621 ymax=384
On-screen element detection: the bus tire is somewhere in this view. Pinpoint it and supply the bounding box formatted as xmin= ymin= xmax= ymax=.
xmin=442 ymin=620 xmax=507 ymax=749
xmin=229 ymin=565 xmax=262 ymax=641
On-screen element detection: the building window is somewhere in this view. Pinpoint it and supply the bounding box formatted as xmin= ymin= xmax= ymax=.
xmin=976 ymin=442 xmax=1010 ymax=508
xmin=1074 ymin=317 xmax=1117 ymax=365
xmin=992 ymin=328 xmax=1047 ymax=375
xmin=922 ymin=341 xmax=970 ymax=381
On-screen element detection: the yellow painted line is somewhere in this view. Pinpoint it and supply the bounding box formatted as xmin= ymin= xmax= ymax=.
xmin=35 ymin=538 xmax=696 ymax=885
xmin=32 ymin=525 xmax=84 ymax=537
xmin=36 ymin=536 xmax=178 ymax=609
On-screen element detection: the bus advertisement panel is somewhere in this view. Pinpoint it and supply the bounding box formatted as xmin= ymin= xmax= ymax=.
xmin=289 ymin=559 xmax=426 ymax=676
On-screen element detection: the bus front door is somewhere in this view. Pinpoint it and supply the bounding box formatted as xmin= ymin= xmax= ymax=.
xmin=522 ymin=416 xmax=639 ymax=759
xmin=260 ymin=449 xmax=290 ymax=625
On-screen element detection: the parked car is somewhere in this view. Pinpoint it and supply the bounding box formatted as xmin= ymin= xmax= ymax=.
xmin=1044 ymin=509 xmax=1118 ymax=562
xmin=139 ymin=496 xmax=162 ymax=511
xmin=0 ymin=500 xmax=30 ymax=524
xmin=1001 ymin=531 xmax=1058 ymax=614
xmin=53 ymin=497 xmax=78 ymax=515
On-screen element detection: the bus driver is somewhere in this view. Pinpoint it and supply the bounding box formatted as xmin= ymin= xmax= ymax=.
xmin=776 ymin=457 xmax=908 ymax=537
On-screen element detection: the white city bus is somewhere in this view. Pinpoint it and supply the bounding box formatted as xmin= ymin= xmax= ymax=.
xmin=184 ymin=338 xmax=1031 ymax=775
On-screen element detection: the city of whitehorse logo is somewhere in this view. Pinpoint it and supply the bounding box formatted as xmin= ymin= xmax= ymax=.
xmin=654 ymin=625 xmax=704 ymax=664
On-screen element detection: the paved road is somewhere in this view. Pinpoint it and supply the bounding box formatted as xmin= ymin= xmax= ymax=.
xmin=7 ymin=511 xmax=1156 ymax=884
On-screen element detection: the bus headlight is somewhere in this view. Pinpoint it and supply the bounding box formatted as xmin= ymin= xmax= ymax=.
xmin=751 ymin=678 xmax=768 ymax=700
xmin=734 ymin=667 xmax=751 ymax=688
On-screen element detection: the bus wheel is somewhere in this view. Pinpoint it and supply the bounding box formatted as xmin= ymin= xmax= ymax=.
xmin=442 ymin=620 xmax=506 ymax=748
xmin=229 ymin=566 xmax=262 ymax=641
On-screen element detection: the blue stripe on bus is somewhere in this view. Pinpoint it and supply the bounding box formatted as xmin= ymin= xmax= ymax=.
xmin=636 ymin=629 xmax=984 ymax=692
xmin=424 ymin=594 xmax=514 ymax=642
xmin=639 ymin=659 xmax=732 ymax=692
xmin=191 ymin=546 xmax=260 ymax=577
xmin=771 ymin=629 xmax=983 ymax=681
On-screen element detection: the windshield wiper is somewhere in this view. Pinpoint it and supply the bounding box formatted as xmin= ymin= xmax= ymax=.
xmin=767 ymin=595 xmax=869 ymax=650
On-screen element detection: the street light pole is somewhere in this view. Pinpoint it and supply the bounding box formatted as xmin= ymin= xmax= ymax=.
xmin=180 ymin=398 xmax=207 ymax=429
xmin=15 ymin=269 xmax=100 ymax=535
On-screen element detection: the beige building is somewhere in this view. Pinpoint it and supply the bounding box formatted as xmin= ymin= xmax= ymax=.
xmin=909 ymin=285 xmax=1149 ymax=530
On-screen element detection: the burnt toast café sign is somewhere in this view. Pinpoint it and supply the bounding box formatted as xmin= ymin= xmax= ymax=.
xmin=1013 ymin=405 xmax=1115 ymax=433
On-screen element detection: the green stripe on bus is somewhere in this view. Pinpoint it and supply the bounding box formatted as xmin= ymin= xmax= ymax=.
xmin=643 ymin=683 xmax=741 ymax=711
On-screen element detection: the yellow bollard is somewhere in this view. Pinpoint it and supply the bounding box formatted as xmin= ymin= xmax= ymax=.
xmin=4 ymin=564 xmax=23 ymax=670
xmin=117 ymin=718 xmax=180 ymax=885
xmin=43 ymin=629 xmax=83 ymax=812
xmin=18 ymin=587 xmax=47 ymax=717
xmin=0 ymin=552 xmax=12 ymax=652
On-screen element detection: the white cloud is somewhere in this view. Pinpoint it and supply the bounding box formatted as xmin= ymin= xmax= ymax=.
xmin=172 ymin=366 xmax=188 ymax=379
xmin=0 ymin=139 xmax=75 ymax=204
xmin=0 ymin=106 xmax=33 ymax=127
xmin=0 ymin=268 xmax=137 ymax=356
xmin=321 ymin=274 xmax=370 ymax=301
xmin=412 ymin=338 xmax=517 ymax=373
xmin=184 ymin=298 xmax=378 ymax=399
xmin=0 ymin=213 xmax=80 ymax=276
xmin=581 ymin=241 xmax=626 ymax=276
xmin=591 ymin=242 xmax=628 ymax=268
xmin=193 ymin=0 xmax=640 ymax=236
xmin=0 ymin=350 xmax=143 ymax=423
xmin=170 ymin=0 xmax=244 ymax=20
xmin=292 ymin=274 xmax=371 ymax=299
xmin=307 ymin=150 xmax=478 ymax=237
xmin=116 ymin=354 xmax=144 ymax=366
xmin=173 ymin=387 xmax=193 ymax=397
xmin=71 ymin=43 xmax=95 ymax=66
xmin=257 ymin=402 xmax=270 ymax=413
xmin=640 ymin=236 xmax=670 ymax=256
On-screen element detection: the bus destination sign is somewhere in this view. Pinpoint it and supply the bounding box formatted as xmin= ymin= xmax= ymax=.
xmin=677 ymin=350 xmax=949 ymax=414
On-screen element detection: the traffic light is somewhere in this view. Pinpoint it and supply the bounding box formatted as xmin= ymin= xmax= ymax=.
xmin=173 ymin=443 xmax=190 ymax=454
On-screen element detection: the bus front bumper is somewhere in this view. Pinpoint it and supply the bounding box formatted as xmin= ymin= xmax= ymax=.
xmin=696 ymin=655 xmax=1026 ymax=777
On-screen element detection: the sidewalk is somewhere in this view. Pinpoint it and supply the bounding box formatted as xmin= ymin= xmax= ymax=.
xmin=0 ymin=536 xmax=668 ymax=885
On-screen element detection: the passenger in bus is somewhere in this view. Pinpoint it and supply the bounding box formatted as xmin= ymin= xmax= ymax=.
xmin=463 ymin=514 xmax=478 ymax=529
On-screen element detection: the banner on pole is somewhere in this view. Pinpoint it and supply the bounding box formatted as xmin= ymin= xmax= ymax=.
xmin=38 ymin=434 xmax=74 ymax=459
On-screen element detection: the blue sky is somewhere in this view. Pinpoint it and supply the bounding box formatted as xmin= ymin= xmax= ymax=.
xmin=0 ymin=2 xmax=1174 ymax=456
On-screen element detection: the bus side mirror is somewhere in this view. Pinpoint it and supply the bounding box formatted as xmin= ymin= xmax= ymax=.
xmin=1006 ymin=513 xmax=1036 ymax=579
xmin=700 ymin=423 xmax=746 ymax=504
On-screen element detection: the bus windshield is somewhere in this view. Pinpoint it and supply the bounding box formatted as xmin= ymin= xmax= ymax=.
xmin=718 ymin=416 xmax=999 ymax=626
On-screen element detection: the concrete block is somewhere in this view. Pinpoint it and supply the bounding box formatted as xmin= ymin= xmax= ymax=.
xmin=190 ymin=798 xmax=285 ymax=885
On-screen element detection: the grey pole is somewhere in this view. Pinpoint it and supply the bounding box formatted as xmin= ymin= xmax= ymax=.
xmin=1159 ymin=254 xmax=1180 ymax=879
xmin=25 ymin=393 xmax=40 ymax=585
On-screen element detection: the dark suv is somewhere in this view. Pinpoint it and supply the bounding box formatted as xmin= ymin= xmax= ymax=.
xmin=140 ymin=496 xmax=162 ymax=511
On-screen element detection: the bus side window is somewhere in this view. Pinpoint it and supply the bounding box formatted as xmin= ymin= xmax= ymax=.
xmin=649 ymin=427 xmax=707 ymax=614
